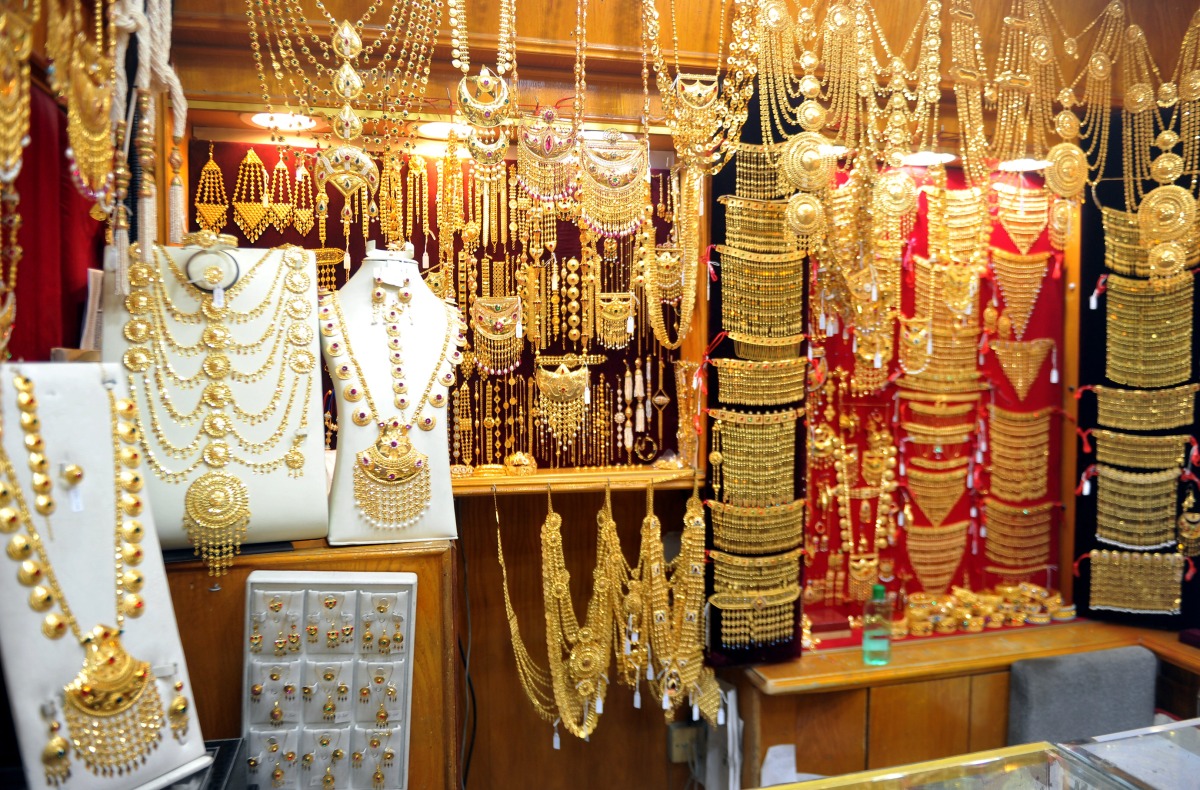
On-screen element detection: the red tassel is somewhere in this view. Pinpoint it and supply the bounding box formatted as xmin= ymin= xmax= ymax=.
xmin=1075 ymin=465 xmax=1096 ymax=496
xmin=1073 ymin=553 xmax=1089 ymax=578
xmin=1188 ymin=558 xmax=1197 ymax=583
xmin=703 ymin=331 xmax=728 ymax=358
xmin=1074 ymin=385 xmax=1094 ymax=400
xmin=1182 ymin=470 xmax=1198 ymax=485
xmin=1078 ymin=428 xmax=1093 ymax=454
xmin=1051 ymin=254 xmax=1062 ymax=280
xmin=705 ymin=244 xmax=719 ymax=282
xmin=1190 ymin=437 xmax=1199 ymax=466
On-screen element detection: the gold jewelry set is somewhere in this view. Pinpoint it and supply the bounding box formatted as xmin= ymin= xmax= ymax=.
xmin=1095 ymin=465 xmax=1181 ymax=551
xmin=123 ymin=244 xmax=316 ymax=576
xmin=0 ymin=372 xmax=189 ymax=783
xmin=1105 ymin=273 xmax=1193 ymax=388
xmin=987 ymin=406 xmax=1051 ymax=503
xmin=320 ymin=288 xmax=465 ymax=530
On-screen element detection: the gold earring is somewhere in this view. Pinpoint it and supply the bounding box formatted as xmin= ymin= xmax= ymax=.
xmin=41 ymin=708 xmax=70 ymax=786
xmin=169 ymin=681 xmax=190 ymax=739
xmin=60 ymin=464 xmax=83 ymax=486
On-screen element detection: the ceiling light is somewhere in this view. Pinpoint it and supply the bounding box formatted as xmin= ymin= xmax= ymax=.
xmin=248 ymin=112 xmax=316 ymax=132
xmin=901 ymin=151 xmax=956 ymax=167
xmin=417 ymin=121 xmax=473 ymax=140
xmin=996 ymin=157 xmax=1052 ymax=172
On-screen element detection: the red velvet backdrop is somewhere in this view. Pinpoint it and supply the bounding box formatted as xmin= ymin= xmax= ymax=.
xmin=805 ymin=167 xmax=1065 ymax=630
xmin=10 ymin=86 xmax=104 ymax=360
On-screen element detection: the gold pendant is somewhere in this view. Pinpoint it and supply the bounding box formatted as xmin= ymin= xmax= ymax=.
xmin=352 ymin=421 xmax=430 ymax=529
xmin=535 ymin=364 xmax=589 ymax=447
xmin=63 ymin=626 xmax=163 ymax=777
xmin=183 ymin=471 xmax=251 ymax=577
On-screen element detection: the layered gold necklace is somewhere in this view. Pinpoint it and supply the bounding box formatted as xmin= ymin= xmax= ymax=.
xmin=0 ymin=372 xmax=189 ymax=782
xmin=123 ymin=242 xmax=316 ymax=576
xmin=322 ymin=286 xmax=464 ymax=530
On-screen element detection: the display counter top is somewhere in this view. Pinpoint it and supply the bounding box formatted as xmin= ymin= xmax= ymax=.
xmin=747 ymin=620 xmax=1200 ymax=695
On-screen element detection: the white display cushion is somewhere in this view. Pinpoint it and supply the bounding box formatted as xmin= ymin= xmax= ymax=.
xmin=243 ymin=571 xmax=417 ymax=790
xmin=0 ymin=363 xmax=210 ymax=790
xmin=321 ymin=247 xmax=461 ymax=544
xmin=100 ymin=244 xmax=328 ymax=553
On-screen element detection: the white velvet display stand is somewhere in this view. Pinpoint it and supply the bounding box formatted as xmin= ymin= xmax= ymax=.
xmin=0 ymin=363 xmax=210 ymax=790
xmin=322 ymin=243 xmax=460 ymax=544
xmin=100 ymin=244 xmax=328 ymax=550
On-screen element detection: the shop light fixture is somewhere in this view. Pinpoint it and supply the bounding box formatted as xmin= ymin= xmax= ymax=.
xmin=417 ymin=121 xmax=473 ymax=140
xmin=901 ymin=150 xmax=956 ymax=167
xmin=248 ymin=112 xmax=316 ymax=131
xmin=996 ymin=157 xmax=1052 ymax=172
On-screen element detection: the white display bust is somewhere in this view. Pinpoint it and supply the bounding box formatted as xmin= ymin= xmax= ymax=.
xmin=322 ymin=241 xmax=462 ymax=544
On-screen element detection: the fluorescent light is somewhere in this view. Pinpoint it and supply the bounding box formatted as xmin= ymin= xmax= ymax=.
xmin=248 ymin=112 xmax=316 ymax=132
xmin=901 ymin=150 xmax=956 ymax=167
xmin=997 ymin=157 xmax=1052 ymax=172
xmin=417 ymin=121 xmax=473 ymax=140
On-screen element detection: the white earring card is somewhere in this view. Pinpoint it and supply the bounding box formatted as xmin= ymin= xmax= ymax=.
xmin=243 ymin=571 xmax=417 ymax=789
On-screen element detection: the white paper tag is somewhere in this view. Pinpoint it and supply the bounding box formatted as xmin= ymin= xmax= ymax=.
xmin=213 ymin=285 xmax=226 ymax=309
xmin=1089 ymin=293 xmax=1098 ymax=311
xmin=377 ymin=261 xmax=409 ymax=288
xmin=69 ymin=487 xmax=83 ymax=513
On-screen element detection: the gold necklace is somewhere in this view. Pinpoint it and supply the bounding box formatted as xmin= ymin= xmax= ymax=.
xmin=124 ymin=245 xmax=313 ymax=576
xmin=324 ymin=289 xmax=463 ymax=529
xmin=495 ymin=488 xmax=619 ymax=741
xmin=1092 ymin=383 xmax=1200 ymax=431
xmin=0 ymin=373 xmax=190 ymax=781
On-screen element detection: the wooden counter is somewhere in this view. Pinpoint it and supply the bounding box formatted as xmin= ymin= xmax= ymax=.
xmin=735 ymin=620 xmax=1200 ymax=788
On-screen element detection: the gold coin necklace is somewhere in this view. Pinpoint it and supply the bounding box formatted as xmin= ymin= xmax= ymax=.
xmin=321 ymin=286 xmax=464 ymax=529
xmin=0 ymin=373 xmax=190 ymax=783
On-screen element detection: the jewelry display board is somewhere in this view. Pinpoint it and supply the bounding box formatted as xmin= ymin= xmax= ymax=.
xmin=0 ymin=363 xmax=209 ymax=790
xmin=243 ymin=571 xmax=417 ymax=790
xmin=100 ymin=242 xmax=328 ymax=574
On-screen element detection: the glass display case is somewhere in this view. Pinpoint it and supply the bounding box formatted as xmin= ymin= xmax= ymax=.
xmin=775 ymin=742 xmax=1129 ymax=789
xmin=1061 ymin=717 xmax=1200 ymax=789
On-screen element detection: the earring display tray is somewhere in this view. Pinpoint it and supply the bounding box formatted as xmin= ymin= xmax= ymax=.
xmin=242 ymin=571 xmax=417 ymax=790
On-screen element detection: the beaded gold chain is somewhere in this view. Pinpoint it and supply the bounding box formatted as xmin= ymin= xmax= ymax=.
xmin=709 ymin=498 xmax=805 ymax=556
xmin=906 ymin=520 xmax=969 ymax=594
xmin=710 ymin=548 xmax=801 ymax=649
xmin=708 ymin=407 xmax=802 ymax=508
xmin=984 ymin=498 xmax=1054 ymax=574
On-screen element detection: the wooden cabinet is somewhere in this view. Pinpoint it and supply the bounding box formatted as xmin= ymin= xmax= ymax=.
xmin=164 ymin=539 xmax=457 ymax=790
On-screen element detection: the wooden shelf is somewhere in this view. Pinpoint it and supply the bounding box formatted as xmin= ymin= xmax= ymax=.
xmin=451 ymin=465 xmax=701 ymax=496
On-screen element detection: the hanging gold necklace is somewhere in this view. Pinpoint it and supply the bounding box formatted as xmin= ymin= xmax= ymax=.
xmin=0 ymin=373 xmax=190 ymax=782
xmin=496 ymin=487 xmax=621 ymax=741
xmin=323 ymin=287 xmax=464 ymax=529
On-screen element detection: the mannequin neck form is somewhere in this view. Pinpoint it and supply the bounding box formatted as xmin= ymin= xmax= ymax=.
xmin=346 ymin=254 xmax=424 ymax=293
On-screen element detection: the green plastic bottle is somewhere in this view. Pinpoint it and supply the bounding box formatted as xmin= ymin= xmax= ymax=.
xmin=862 ymin=583 xmax=892 ymax=666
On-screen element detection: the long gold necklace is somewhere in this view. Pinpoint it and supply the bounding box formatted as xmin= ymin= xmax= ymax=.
xmin=323 ymin=288 xmax=463 ymax=529
xmin=0 ymin=373 xmax=189 ymax=782
xmin=495 ymin=488 xmax=620 ymax=741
